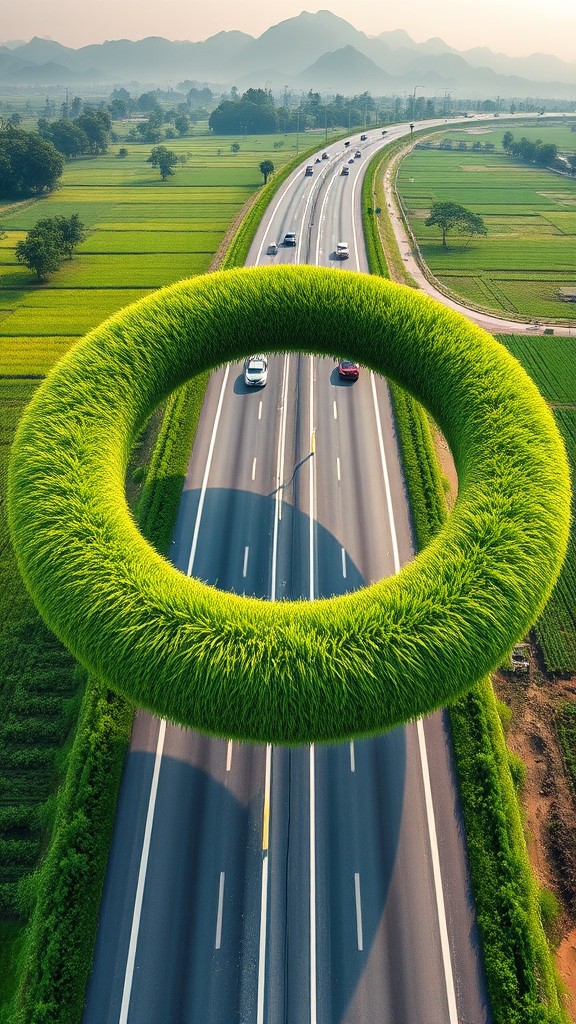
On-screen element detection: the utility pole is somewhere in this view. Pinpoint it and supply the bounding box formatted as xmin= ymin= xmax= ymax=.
xmin=412 ymin=85 xmax=424 ymax=121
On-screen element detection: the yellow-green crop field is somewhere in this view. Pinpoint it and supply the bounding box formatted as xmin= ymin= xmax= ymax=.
xmin=397 ymin=125 xmax=576 ymax=320
xmin=0 ymin=134 xmax=294 ymax=374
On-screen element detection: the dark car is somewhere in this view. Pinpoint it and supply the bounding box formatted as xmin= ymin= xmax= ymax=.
xmin=338 ymin=359 xmax=360 ymax=380
xmin=322 ymin=152 xmax=329 ymax=159
xmin=341 ymin=166 xmax=350 ymax=176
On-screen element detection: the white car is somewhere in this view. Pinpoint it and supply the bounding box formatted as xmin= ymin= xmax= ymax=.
xmin=283 ymin=231 xmax=297 ymax=246
xmin=244 ymin=355 xmax=268 ymax=387
xmin=336 ymin=242 xmax=350 ymax=260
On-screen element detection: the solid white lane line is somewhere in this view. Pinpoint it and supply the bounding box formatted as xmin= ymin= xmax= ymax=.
xmin=341 ymin=547 xmax=347 ymax=578
xmin=350 ymin=159 xmax=364 ymax=271
xmin=258 ymin=400 xmax=263 ymax=420
xmin=416 ymin=720 xmax=459 ymax=1024
xmin=309 ymin=355 xmax=317 ymax=1024
xmin=242 ymin=546 xmax=249 ymax=578
xmin=252 ymin=456 xmax=257 ymax=481
xmin=369 ymin=372 xmax=400 ymax=574
xmin=215 ymin=872 xmax=225 ymax=949
xmin=257 ymin=743 xmax=272 ymax=1024
xmin=257 ymin=362 xmax=290 ymax=1021
xmin=310 ymin=745 xmax=317 ymax=1024
xmin=314 ymin=165 xmax=338 ymax=265
xmin=187 ymin=364 xmax=230 ymax=577
xmin=349 ymin=741 xmax=356 ymax=773
xmin=226 ymin=740 xmax=233 ymax=772
xmin=336 ymin=456 xmax=341 ymax=482
xmin=309 ymin=355 xmax=315 ymax=603
xmin=333 ymin=400 xmax=337 ymax=420
xmin=119 ymin=719 xmax=167 ymax=1024
xmin=371 ymin=373 xmax=458 ymax=1021
xmin=271 ymin=354 xmax=291 ymax=598
xmin=354 ymin=873 xmax=364 ymax=951
xmin=255 ymin=173 xmax=306 ymax=263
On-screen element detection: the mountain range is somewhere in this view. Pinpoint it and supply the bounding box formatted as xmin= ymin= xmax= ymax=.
xmin=0 ymin=11 xmax=574 ymax=99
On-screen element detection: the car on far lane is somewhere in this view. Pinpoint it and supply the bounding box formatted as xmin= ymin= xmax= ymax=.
xmin=322 ymin=152 xmax=329 ymax=159
xmin=338 ymin=359 xmax=360 ymax=380
xmin=360 ymin=133 xmax=368 ymax=140
xmin=341 ymin=166 xmax=350 ymax=175
xmin=283 ymin=231 xmax=297 ymax=246
xmin=348 ymin=157 xmax=355 ymax=163
xmin=354 ymin=150 xmax=361 ymax=158
xmin=336 ymin=242 xmax=349 ymax=260
xmin=244 ymin=355 xmax=268 ymax=387
xmin=305 ymin=165 xmax=314 ymax=175
xmin=266 ymin=242 xmax=278 ymax=255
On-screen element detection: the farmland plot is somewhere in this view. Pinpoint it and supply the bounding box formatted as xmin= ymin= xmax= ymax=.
xmin=397 ymin=135 xmax=576 ymax=320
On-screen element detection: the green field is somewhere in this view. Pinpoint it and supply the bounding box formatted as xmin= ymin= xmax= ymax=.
xmin=0 ymin=130 xmax=298 ymax=1006
xmin=496 ymin=334 xmax=576 ymax=673
xmin=0 ymin=134 xmax=295 ymax=374
xmin=397 ymin=126 xmax=576 ymax=320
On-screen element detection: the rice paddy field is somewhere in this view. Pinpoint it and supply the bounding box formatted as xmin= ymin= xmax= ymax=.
xmin=0 ymin=134 xmax=295 ymax=374
xmin=497 ymin=333 xmax=576 ymax=673
xmin=396 ymin=124 xmax=576 ymax=321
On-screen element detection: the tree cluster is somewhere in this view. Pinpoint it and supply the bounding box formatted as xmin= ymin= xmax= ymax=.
xmin=0 ymin=126 xmax=63 ymax=197
xmin=16 ymin=215 xmax=86 ymax=281
xmin=501 ymin=131 xmax=559 ymax=168
xmin=38 ymin=109 xmax=112 ymax=157
xmin=208 ymin=87 xmax=383 ymax=135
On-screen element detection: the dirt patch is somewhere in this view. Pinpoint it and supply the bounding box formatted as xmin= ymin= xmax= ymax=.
xmin=494 ymin=665 xmax=576 ymax=1019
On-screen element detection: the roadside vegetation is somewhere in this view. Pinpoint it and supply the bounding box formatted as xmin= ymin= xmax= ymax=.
xmin=396 ymin=124 xmax=576 ymax=321
xmin=364 ymin=147 xmax=572 ymax=1022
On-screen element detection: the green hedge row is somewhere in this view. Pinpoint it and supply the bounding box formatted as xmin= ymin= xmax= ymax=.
xmin=360 ymin=155 xmax=388 ymax=279
xmin=361 ymin=146 xmax=569 ymax=1023
xmin=388 ymin=383 xmax=446 ymax=548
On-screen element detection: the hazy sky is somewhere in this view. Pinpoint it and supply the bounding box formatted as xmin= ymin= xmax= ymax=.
xmin=3 ymin=0 xmax=576 ymax=62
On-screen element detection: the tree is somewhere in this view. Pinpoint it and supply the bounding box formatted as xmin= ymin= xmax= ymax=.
xmin=231 ymin=143 xmax=240 ymax=154
xmin=174 ymin=113 xmax=191 ymax=136
xmin=54 ymin=214 xmax=86 ymax=259
xmin=259 ymin=160 xmax=274 ymax=184
xmin=74 ymin=110 xmax=111 ymax=154
xmin=15 ymin=214 xmax=86 ymax=279
xmin=0 ymin=127 xmax=63 ymax=197
xmin=147 ymin=145 xmax=177 ymax=180
xmin=39 ymin=118 xmax=89 ymax=158
xmin=16 ymin=226 xmax=63 ymax=281
xmin=425 ymin=202 xmax=487 ymax=248
xmin=502 ymin=131 xmax=514 ymax=152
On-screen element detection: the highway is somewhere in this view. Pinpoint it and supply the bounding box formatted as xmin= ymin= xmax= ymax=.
xmin=84 ymin=125 xmax=491 ymax=1023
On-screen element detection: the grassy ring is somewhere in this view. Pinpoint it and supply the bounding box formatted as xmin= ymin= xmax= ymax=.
xmin=8 ymin=266 xmax=571 ymax=743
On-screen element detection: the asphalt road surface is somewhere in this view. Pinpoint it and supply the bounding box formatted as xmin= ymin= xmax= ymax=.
xmin=84 ymin=123 xmax=493 ymax=1023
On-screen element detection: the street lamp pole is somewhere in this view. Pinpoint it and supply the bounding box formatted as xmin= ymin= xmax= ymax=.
xmin=412 ymin=84 xmax=424 ymax=121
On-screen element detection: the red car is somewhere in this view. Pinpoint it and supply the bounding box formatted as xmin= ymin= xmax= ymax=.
xmin=338 ymin=359 xmax=360 ymax=380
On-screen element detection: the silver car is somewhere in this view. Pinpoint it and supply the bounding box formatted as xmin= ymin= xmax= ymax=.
xmin=244 ymin=355 xmax=268 ymax=387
